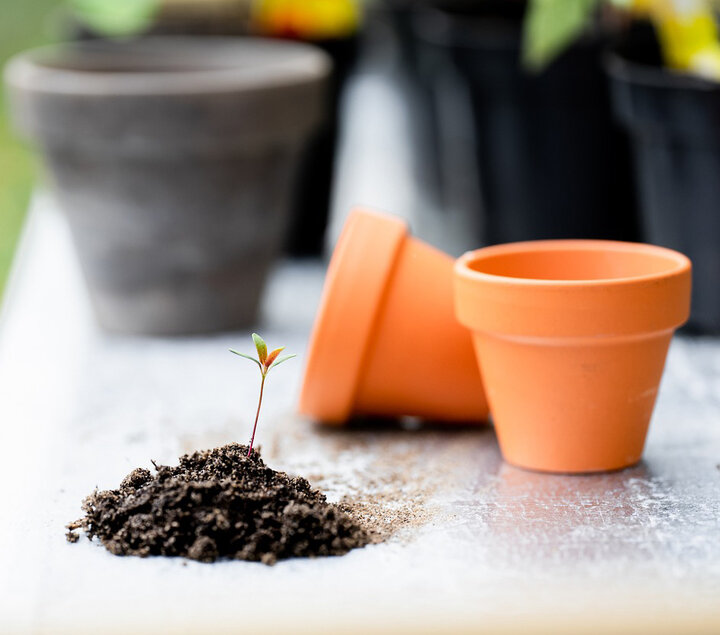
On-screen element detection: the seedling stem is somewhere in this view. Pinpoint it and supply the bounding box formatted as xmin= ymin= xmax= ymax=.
xmin=230 ymin=333 xmax=295 ymax=457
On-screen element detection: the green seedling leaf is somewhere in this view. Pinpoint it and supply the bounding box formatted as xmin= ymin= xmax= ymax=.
xmin=522 ymin=0 xmax=599 ymax=71
xmin=252 ymin=333 xmax=267 ymax=365
xmin=68 ymin=0 xmax=160 ymax=37
xmin=269 ymin=354 xmax=297 ymax=371
xmin=265 ymin=347 xmax=285 ymax=368
xmin=229 ymin=349 xmax=261 ymax=369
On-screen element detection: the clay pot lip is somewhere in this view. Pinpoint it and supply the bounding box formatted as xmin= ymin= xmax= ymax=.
xmin=5 ymin=36 xmax=331 ymax=97
xmin=456 ymin=239 xmax=691 ymax=288
xmin=299 ymin=209 xmax=408 ymax=424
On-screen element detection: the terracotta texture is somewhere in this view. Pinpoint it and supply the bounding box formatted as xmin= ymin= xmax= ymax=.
xmin=454 ymin=240 xmax=692 ymax=473
xmin=299 ymin=208 xmax=489 ymax=424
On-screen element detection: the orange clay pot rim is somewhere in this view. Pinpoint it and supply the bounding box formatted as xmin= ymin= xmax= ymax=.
xmin=299 ymin=209 xmax=408 ymax=423
xmin=456 ymin=239 xmax=691 ymax=287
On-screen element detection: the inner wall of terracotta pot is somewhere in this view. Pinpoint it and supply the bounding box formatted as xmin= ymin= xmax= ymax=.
xmin=468 ymin=247 xmax=685 ymax=281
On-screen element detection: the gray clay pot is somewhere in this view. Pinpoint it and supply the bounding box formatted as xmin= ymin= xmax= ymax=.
xmin=5 ymin=37 xmax=330 ymax=334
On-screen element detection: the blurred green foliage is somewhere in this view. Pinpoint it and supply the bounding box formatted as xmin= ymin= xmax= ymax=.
xmin=0 ymin=0 xmax=59 ymax=304
xmin=523 ymin=0 xmax=599 ymax=70
xmin=68 ymin=0 xmax=158 ymax=37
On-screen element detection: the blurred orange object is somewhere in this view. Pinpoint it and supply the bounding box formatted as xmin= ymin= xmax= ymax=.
xmin=299 ymin=208 xmax=489 ymax=425
xmin=253 ymin=0 xmax=360 ymax=39
xmin=455 ymin=240 xmax=692 ymax=473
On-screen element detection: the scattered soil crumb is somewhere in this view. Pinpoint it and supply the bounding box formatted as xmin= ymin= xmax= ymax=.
xmin=65 ymin=530 xmax=79 ymax=543
xmin=266 ymin=417 xmax=477 ymax=543
xmin=67 ymin=443 xmax=373 ymax=565
xmin=339 ymin=460 xmax=441 ymax=541
xmin=340 ymin=493 xmax=431 ymax=542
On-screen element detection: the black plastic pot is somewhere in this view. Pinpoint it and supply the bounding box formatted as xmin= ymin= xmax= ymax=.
xmin=6 ymin=38 xmax=329 ymax=335
xmin=372 ymin=0 xmax=481 ymax=255
xmin=381 ymin=0 xmax=461 ymax=204
xmin=419 ymin=1 xmax=640 ymax=245
xmin=410 ymin=5 xmax=483 ymax=253
xmin=607 ymin=30 xmax=720 ymax=333
xmin=284 ymin=35 xmax=358 ymax=256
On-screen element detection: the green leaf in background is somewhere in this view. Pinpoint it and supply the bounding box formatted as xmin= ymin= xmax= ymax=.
xmin=523 ymin=0 xmax=600 ymax=71
xmin=68 ymin=0 xmax=160 ymax=37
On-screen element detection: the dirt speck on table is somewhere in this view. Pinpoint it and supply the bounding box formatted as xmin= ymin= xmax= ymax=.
xmin=265 ymin=416 xmax=494 ymax=541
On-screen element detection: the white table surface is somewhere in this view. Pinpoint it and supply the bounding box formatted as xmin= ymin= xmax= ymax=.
xmin=1 ymin=196 xmax=720 ymax=635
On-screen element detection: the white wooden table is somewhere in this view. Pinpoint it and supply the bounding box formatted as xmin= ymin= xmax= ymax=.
xmin=1 ymin=197 xmax=719 ymax=634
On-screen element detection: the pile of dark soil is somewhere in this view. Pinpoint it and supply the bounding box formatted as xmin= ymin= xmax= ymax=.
xmin=66 ymin=443 xmax=371 ymax=564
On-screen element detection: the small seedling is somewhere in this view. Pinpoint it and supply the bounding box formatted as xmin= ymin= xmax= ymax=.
xmin=230 ymin=333 xmax=296 ymax=457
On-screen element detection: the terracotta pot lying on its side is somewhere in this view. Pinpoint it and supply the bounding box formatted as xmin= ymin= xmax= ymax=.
xmin=299 ymin=207 xmax=489 ymax=425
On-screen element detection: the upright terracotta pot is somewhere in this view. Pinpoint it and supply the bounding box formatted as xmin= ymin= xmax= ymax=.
xmin=299 ymin=208 xmax=489 ymax=424
xmin=454 ymin=240 xmax=691 ymax=473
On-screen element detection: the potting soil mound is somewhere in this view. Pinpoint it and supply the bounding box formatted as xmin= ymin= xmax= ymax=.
xmin=66 ymin=443 xmax=371 ymax=564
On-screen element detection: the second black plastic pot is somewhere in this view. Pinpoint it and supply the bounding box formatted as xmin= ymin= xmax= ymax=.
xmin=607 ymin=30 xmax=720 ymax=333
xmin=423 ymin=1 xmax=640 ymax=245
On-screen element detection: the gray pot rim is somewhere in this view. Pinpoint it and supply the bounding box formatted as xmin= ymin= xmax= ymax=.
xmin=5 ymin=36 xmax=331 ymax=154
xmin=5 ymin=36 xmax=331 ymax=97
